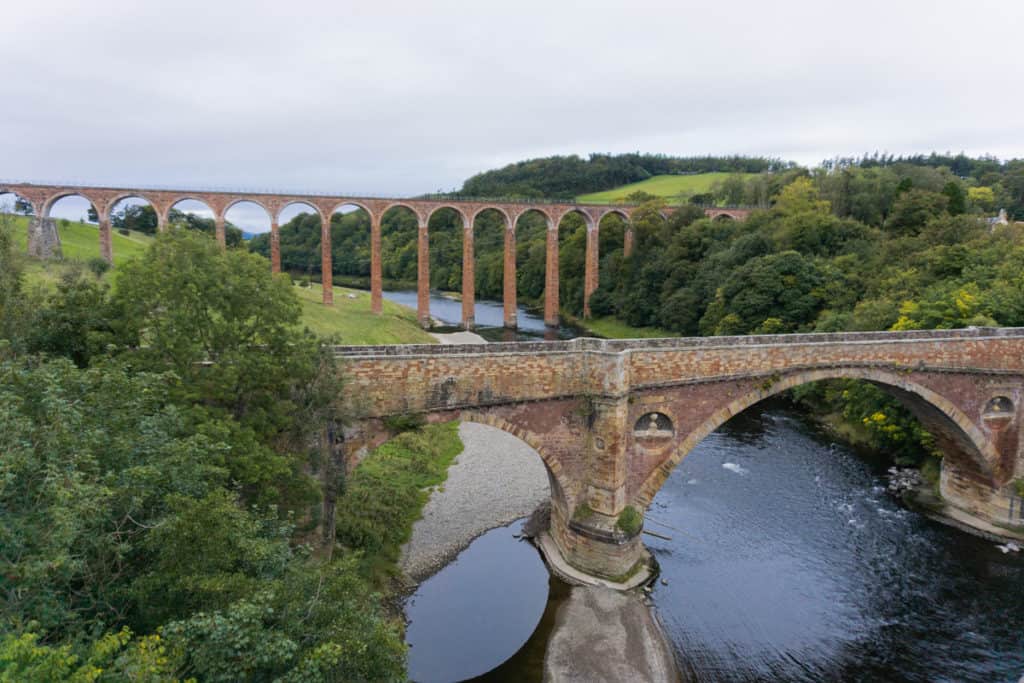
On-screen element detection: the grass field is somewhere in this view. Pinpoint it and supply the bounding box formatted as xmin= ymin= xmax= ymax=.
xmin=293 ymin=283 xmax=436 ymax=344
xmin=577 ymin=172 xmax=752 ymax=205
xmin=5 ymin=213 xmax=435 ymax=345
xmin=8 ymin=215 xmax=154 ymax=262
xmin=581 ymin=315 xmax=674 ymax=339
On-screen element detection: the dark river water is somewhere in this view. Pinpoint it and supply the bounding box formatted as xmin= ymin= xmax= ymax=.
xmin=404 ymin=403 xmax=1024 ymax=682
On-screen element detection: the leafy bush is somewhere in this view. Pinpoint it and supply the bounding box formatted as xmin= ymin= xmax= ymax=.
xmin=616 ymin=506 xmax=643 ymax=536
xmin=573 ymin=502 xmax=594 ymax=521
xmin=335 ymin=422 xmax=463 ymax=580
xmin=86 ymin=256 xmax=111 ymax=277
xmin=383 ymin=412 xmax=426 ymax=433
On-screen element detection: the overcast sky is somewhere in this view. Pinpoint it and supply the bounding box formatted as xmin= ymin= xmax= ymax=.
xmin=3 ymin=0 xmax=1023 ymax=231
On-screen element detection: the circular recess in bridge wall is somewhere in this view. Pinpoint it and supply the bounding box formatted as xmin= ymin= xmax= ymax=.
xmin=982 ymin=396 xmax=1014 ymax=431
xmin=635 ymin=412 xmax=674 ymax=439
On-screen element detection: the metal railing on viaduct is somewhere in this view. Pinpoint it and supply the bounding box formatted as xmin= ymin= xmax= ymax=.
xmin=0 ymin=181 xmax=751 ymax=329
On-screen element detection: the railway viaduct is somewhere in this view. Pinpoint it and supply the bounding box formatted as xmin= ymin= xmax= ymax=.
xmin=336 ymin=328 xmax=1024 ymax=580
xmin=0 ymin=181 xmax=750 ymax=328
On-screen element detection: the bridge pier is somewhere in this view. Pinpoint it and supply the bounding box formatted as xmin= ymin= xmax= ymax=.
xmin=27 ymin=216 xmax=62 ymax=260
xmin=99 ymin=218 xmax=113 ymax=264
xmin=270 ymin=220 xmax=281 ymax=274
xmin=548 ymin=503 xmax=646 ymax=581
xmin=371 ymin=215 xmax=382 ymax=314
xmin=503 ymin=224 xmax=517 ymax=329
xmin=321 ymin=215 xmax=333 ymax=305
xmin=544 ymin=225 xmax=559 ymax=327
xmin=214 ymin=215 xmax=226 ymax=249
xmin=940 ymin=462 xmax=1024 ymax=535
xmin=417 ymin=223 xmax=430 ymax=328
xmin=461 ymin=224 xmax=475 ymax=329
xmin=583 ymin=224 xmax=599 ymax=318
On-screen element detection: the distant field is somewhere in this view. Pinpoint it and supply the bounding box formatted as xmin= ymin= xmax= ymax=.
xmin=577 ymin=172 xmax=752 ymax=205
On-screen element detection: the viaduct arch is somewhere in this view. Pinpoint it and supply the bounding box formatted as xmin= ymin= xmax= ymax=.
xmin=1 ymin=181 xmax=749 ymax=329
xmin=336 ymin=328 xmax=1024 ymax=580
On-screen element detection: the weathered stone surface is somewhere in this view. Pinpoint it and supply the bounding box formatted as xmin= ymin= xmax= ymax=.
xmin=336 ymin=328 xmax=1024 ymax=578
xmin=26 ymin=217 xmax=62 ymax=260
xmin=543 ymin=586 xmax=680 ymax=683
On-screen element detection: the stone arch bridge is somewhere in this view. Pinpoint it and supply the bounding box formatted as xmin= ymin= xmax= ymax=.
xmin=337 ymin=328 xmax=1024 ymax=580
xmin=1 ymin=181 xmax=749 ymax=327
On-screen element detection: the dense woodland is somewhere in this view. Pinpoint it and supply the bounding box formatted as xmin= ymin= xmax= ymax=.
xmin=0 ymin=227 xmax=409 ymax=681
xmin=454 ymin=153 xmax=792 ymax=199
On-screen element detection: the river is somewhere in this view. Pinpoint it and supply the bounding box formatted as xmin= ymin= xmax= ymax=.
xmin=381 ymin=290 xmax=579 ymax=340
xmin=405 ymin=402 xmax=1024 ymax=682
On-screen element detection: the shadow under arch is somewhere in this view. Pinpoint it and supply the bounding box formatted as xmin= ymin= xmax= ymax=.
xmin=634 ymin=367 xmax=1000 ymax=508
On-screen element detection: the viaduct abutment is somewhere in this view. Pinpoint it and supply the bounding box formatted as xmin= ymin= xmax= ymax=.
xmin=1 ymin=181 xmax=751 ymax=329
xmin=336 ymin=328 xmax=1024 ymax=580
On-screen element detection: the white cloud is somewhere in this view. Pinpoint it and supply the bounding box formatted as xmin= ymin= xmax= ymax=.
xmin=2 ymin=0 xmax=1023 ymax=232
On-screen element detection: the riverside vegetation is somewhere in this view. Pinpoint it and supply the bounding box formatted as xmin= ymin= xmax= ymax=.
xmin=0 ymin=225 xmax=467 ymax=681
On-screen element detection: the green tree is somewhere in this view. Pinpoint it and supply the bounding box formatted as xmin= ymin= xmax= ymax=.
xmin=885 ymin=189 xmax=949 ymax=235
xmin=0 ymin=211 xmax=25 ymax=342
xmin=113 ymin=230 xmax=317 ymax=437
xmin=941 ymin=181 xmax=967 ymax=216
xmin=112 ymin=203 xmax=160 ymax=234
xmin=698 ymin=251 xmax=825 ymax=334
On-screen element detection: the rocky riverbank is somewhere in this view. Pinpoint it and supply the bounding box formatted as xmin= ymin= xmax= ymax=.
xmin=542 ymin=586 xmax=681 ymax=683
xmin=398 ymin=421 xmax=550 ymax=582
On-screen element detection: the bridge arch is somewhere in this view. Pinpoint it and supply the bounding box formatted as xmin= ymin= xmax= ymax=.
xmin=109 ymin=194 xmax=160 ymax=235
xmin=426 ymin=204 xmax=468 ymax=227
xmin=224 ymin=197 xmax=271 ymax=219
xmin=327 ymin=199 xmax=372 ymax=219
xmin=275 ymin=199 xmax=324 ymax=223
xmin=458 ymin=411 xmax=574 ymax=512
xmin=472 ymin=205 xmax=512 ymax=227
xmin=513 ymin=207 xmax=553 ymax=231
xmin=225 ymin=199 xmax=271 ymax=238
xmin=598 ymin=207 xmax=630 ymax=223
xmin=42 ymin=191 xmax=100 ymax=219
xmin=634 ymin=367 xmax=1001 ymax=508
xmin=0 ymin=189 xmax=36 ymax=216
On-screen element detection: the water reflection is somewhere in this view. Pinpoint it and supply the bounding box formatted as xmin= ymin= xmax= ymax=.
xmin=381 ymin=290 xmax=578 ymax=340
xmin=405 ymin=519 xmax=549 ymax=683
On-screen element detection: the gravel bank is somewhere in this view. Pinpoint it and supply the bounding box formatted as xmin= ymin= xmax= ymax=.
xmin=430 ymin=330 xmax=487 ymax=344
xmin=543 ymin=586 xmax=681 ymax=683
xmin=399 ymin=421 xmax=550 ymax=582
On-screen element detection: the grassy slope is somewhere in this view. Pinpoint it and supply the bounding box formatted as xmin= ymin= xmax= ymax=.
xmin=577 ymin=172 xmax=751 ymax=205
xmin=293 ymin=283 xmax=435 ymax=344
xmin=6 ymin=214 xmax=434 ymax=345
xmin=9 ymin=215 xmax=154 ymax=261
